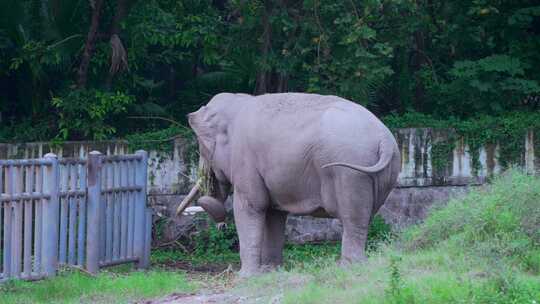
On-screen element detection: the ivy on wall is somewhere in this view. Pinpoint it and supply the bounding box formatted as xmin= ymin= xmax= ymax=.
xmin=384 ymin=111 xmax=540 ymax=174
xmin=126 ymin=126 xmax=199 ymax=168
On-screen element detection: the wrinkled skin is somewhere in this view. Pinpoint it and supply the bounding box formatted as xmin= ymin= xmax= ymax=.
xmin=187 ymin=93 xmax=401 ymax=277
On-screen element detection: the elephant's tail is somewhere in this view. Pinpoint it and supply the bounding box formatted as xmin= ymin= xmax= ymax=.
xmin=321 ymin=134 xmax=395 ymax=174
xmin=322 ymin=134 xmax=396 ymax=209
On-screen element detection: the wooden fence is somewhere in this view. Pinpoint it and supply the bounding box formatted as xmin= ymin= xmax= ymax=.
xmin=0 ymin=150 xmax=151 ymax=282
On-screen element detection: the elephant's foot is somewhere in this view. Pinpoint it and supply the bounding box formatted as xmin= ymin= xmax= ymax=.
xmin=237 ymin=266 xmax=263 ymax=279
xmin=339 ymin=253 xmax=368 ymax=267
xmin=261 ymin=249 xmax=284 ymax=270
xmin=237 ymin=258 xmax=282 ymax=278
xmin=260 ymin=262 xmax=282 ymax=273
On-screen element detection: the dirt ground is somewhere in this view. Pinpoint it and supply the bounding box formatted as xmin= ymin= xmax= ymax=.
xmin=142 ymin=262 xmax=253 ymax=304
xmin=147 ymin=289 xmax=283 ymax=304
xmin=145 ymin=292 xmax=243 ymax=304
xmin=142 ymin=267 xmax=287 ymax=304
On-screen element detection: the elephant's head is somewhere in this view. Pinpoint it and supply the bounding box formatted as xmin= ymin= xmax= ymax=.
xmin=176 ymin=93 xmax=248 ymax=222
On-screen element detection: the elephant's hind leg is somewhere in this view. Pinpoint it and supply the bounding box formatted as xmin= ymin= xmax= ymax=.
xmin=261 ymin=209 xmax=287 ymax=270
xmin=332 ymin=170 xmax=374 ymax=264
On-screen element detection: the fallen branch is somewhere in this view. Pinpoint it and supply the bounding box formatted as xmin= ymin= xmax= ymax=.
xmin=176 ymin=179 xmax=202 ymax=216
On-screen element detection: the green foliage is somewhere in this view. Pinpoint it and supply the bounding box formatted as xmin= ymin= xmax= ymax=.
xmin=383 ymin=112 xmax=459 ymax=130
xmin=391 ymin=1 xmax=540 ymax=116
xmin=404 ymin=170 xmax=540 ymax=267
xmin=152 ymin=214 xmax=241 ymax=267
xmin=192 ymin=218 xmax=239 ymax=258
xmin=151 ymin=246 xmax=239 ymax=268
xmin=367 ymin=214 xmax=393 ymax=249
xmin=51 ymin=89 xmax=134 ymax=140
xmin=0 ymin=268 xmax=194 ymax=304
xmin=126 ymin=125 xmax=197 ymax=161
xmin=283 ymin=243 xmax=340 ymax=269
xmin=428 ymin=55 xmax=540 ymax=116
xmin=385 ymin=255 xmax=414 ymax=304
xmin=430 ymin=138 xmax=456 ymax=173
xmin=0 ymin=119 xmax=54 ymax=142
xmin=2 ymin=1 xmax=539 ymax=142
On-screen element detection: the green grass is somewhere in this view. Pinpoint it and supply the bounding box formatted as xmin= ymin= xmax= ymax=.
xmin=151 ymin=247 xmax=240 ymax=268
xmin=236 ymin=171 xmax=540 ymax=303
xmin=151 ymin=242 xmax=342 ymax=271
xmin=0 ymin=266 xmax=195 ymax=304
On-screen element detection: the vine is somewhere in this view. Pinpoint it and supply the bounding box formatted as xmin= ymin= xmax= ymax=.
xmin=430 ymin=135 xmax=456 ymax=176
xmin=535 ymin=129 xmax=540 ymax=164
xmin=125 ymin=125 xmax=199 ymax=169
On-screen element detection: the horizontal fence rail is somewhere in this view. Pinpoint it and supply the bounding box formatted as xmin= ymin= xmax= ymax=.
xmin=0 ymin=150 xmax=151 ymax=283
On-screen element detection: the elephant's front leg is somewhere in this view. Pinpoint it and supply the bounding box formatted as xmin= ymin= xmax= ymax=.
xmin=262 ymin=209 xmax=287 ymax=269
xmin=233 ymin=190 xmax=267 ymax=278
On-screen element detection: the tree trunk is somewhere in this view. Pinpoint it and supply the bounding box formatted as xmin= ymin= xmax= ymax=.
xmin=255 ymin=0 xmax=272 ymax=95
xmin=254 ymin=0 xmax=293 ymax=94
xmin=413 ymin=29 xmax=426 ymax=105
xmin=106 ymin=0 xmax=133 ymax=88
xmin=77 ymin=0 xmax=105 ymax=89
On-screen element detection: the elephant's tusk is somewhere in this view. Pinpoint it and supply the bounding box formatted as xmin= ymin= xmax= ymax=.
xmin=176 ymin=180 xmax=201 ymax=216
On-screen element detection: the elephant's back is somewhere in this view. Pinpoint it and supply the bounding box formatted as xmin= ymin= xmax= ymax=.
xmin=252 ymin=93 xmax=335 ymax=113
xmin=243 ymin=92 xmax=392 ymax=164
xmin=250 ymin=93 xmax=382 ymax=123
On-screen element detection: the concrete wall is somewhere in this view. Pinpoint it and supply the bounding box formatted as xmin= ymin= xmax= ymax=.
xmin=1 ymin=129 xmax=537 ymax=243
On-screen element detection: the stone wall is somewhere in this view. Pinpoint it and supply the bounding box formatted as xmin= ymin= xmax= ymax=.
xmin=1 ymin=128 xmax=538 ymax=244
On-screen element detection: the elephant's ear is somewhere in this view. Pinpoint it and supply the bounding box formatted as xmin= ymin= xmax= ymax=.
xmin=188 ymin=108 xmax=216 ymax=161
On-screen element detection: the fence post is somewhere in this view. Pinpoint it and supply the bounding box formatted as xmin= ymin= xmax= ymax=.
xmin=86 ymin=151 xmax=103 ymax=274
xmin=42 ymin=153 xmax=59 ymax=277
xmin=134 ymin=150 xmax=149 ymax=268
xmin=143 ymin=209 xmax=152 ymax=268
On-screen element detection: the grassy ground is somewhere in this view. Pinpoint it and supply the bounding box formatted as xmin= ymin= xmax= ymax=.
xmin=151 ymin=242 xmax=343 ymax=270
xmin=0 ymin=265 xmax=194 ymax=304
xmin=233 ymin=171 xmax=540 ymax=303
xmin=2 ymin=171 xmax=539 ymax=304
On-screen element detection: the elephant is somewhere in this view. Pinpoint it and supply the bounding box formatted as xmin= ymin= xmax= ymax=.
xmin=177 ymin=92 xmax=401 ymax=277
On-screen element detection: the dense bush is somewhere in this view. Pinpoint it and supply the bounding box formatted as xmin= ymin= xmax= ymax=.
xmin=51 ymin=89 xmax=134 ymax=140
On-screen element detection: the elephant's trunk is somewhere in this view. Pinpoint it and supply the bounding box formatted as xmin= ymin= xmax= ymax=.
xmin=176 ymin=186 xmax=226 ymax=222
xmin=197 ymin=195 xmax=227 ymax=222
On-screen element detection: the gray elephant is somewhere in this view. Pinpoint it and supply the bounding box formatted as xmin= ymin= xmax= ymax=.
xmin=177 ymin=92 xmax=401 ymax=277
